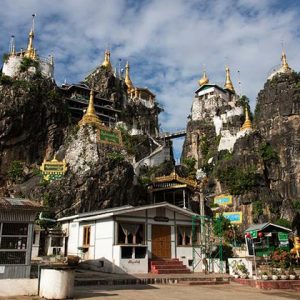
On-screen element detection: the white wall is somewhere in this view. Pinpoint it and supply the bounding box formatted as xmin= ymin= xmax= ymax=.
xmin=0 ymin=279 xmax=38 ymax=297
xmin=2 ymin=56 xmax=22 ymax=77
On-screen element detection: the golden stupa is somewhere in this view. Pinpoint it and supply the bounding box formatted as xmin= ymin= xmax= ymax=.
xmin=24 ymin=14 xmax=36 ymax=59
xmin=224 ymin=66 xmax=235 ymax=93
xmin=241 ymin=106 xmax=252 ymax=131
xmin=125 ymin=61 xmax=134 ymax=93
xmin=101 ymin=49 xmax=112 ymax=71
xmin=78 ymin=90 xmax=102 ymax=127
xmin=198 ymin=70 xmax=209 ymax=86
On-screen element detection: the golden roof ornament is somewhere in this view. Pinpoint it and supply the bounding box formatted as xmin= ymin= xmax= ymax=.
xmin=101 ymin=49 xmax=112 ymax=71
xmin=79 ymin=90 xmax=102 ymax=127
xmin=241 ymin=106 xmax=252 ymax=131
xmin=281 ymin=49 xmax=291 ymax=72
xmin=24 ymin=14 xmax=36 ymax=59
xmin=198 ymin=70 xmax=209 ymax=86
xmin=224 ymin=66 xmax=235 ymax=93
xmin=125 ymin=61 xmax=134 ymax=93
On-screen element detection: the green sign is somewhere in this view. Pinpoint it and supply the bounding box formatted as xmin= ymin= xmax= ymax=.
xmin=99 ymin=128 xmax=120 ymax=144
xmin=278 ymin=232 xmax=289 ymax=241
xmin=250 ymin=230 xmax=257 ymax=238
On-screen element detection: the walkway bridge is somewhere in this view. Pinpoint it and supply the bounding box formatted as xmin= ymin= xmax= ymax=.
xmin=156 ymin=129 xmax=186 ymax=140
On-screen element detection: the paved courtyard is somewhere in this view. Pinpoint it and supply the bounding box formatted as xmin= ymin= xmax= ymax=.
xmin=1 ymin=283 xmax=299 ymax=300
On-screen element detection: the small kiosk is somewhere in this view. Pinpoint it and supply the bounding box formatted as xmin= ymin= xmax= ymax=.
xmin=245 ymin=222 xmax=292 ymax=257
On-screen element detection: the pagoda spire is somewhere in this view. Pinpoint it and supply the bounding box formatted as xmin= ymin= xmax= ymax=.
xmin=101 ymin=49 xmax=112 ymax=71
xmin=241 ymin=106 xmax=252 ymax=131
xmin=79 ymin=90 xmax=102 ymax=127
xmin=224 ymin=66 xmax=235 ymax=93
xmin=24 ymin=14 xmax=36 ymax=59
xmin=281 ymin=49 xmax=291 ymax=72
xmin=125 ymin=61 xmax=134 ymax=92
xmin=198 ymin=69 xmax=209 ymax=86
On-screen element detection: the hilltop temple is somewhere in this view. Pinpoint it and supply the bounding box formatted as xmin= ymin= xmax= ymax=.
xmin=2 ymin=15 xmax=54 ymax=79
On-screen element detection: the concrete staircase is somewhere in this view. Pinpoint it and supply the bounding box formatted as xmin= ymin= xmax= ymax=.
xmin=150 ymin=259 xmax=191 ymax=274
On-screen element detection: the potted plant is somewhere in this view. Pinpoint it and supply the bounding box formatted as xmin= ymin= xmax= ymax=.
xmin=237 ymin=263 xmax=249 ymax=279
xmin=288 ymin=268 xmax=296 ymax=280
xmin=271 ymin=269 xmax=279 ymax=280
xmin=262 ymin=272 xmax=269 ymax=280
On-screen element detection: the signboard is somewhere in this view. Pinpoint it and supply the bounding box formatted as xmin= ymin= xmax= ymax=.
xmin=0 ymin=266 xmax=5 ymax=273
xmin=278 ymin=232 xmax=289 ymax=241
xmin=97 ymin=127 xmax=122 ymax=146
xmin=214 ymin=195 xmax=232 ymax=206
xmin=154 ymin=216 xmax=169 ymax=222
xmin=40 ymin=157 xmax=67 ymax=181
xmin=250 ymin=230 xmax=257 ymax=239
xmin=222 ymin=212 xmax=242 ymax=224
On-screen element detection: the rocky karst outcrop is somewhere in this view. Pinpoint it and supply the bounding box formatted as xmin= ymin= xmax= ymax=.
xmin=10 ymin=125 xmax=147 ymax=217
xmin=0 ymin=73 xmax=69 ymax=181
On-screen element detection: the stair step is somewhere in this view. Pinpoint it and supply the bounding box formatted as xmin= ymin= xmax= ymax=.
xmin=184 ymin=280 xmax=229 ymax=286
xmin=153 ymin=269 xmax=191 ymax=274
xmin=152 ymin=265 xmax=187 ymax=269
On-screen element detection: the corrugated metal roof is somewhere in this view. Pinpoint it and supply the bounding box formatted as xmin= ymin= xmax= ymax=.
xmin=0 ymin=197 xmax=43 ymax=210
xmin=245 ymin=222 xmax=291 ymax=232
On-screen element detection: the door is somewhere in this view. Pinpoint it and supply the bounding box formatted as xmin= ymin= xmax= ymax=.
xmin=151 ymin=225 xmax=171 ymax=259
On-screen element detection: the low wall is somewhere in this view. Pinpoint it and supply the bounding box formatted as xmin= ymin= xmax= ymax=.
xmin=0 ymin=278 xmax=38 ymax=297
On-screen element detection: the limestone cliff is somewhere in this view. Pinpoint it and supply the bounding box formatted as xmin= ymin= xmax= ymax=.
xmin=0 ymin=72 xmax=69 ymax=181
xmin=254 ymin=72 xmax=300 ymax=225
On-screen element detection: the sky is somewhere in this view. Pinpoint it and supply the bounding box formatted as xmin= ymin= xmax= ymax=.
xmin=1 ymin=0 xmax=300 ymax=160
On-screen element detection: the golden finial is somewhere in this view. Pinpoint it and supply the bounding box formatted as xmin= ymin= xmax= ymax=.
xmin=281 ymin=49 xmax=291 ymax=72
xmin=125 ymin=61 xmax=134 ymax=93
xmin=241 ymin=106 xmax=252 ymax=131
xmin=24 ymin=14 xmax=36 ymax=59
xmin=101 ymin=49 xmax=112 ymax=71
xmin=79 ymin=90 xmax=102 ymax=127
xmin=198 ymin=69 xmax=209 ymax=86
xmin=224 ymin=66 xmax=235 ymax=93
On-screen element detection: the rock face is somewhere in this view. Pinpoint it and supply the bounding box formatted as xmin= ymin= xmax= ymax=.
xmin=254 ymin=72 xmax=300 ymax=223
xmin=14 ymin=125 xmax=147 ymax=217
xmin=0 ymin=73 xmax=69 ymax=181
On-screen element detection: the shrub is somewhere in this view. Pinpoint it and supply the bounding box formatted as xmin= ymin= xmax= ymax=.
xmin=19 ymin=57 xmax=39 ymax=72
xmin=107 ymin=152 xmax=125 ymax=163
xmin=7 ymin=160 xmax=24 ymax=182
xmin=274 ymin=218 xmax=291 ymax=229
xmin=259 ymin=143 xmax=278 ymax=162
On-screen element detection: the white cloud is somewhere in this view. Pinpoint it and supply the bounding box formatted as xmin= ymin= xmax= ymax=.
xmin=0 ymin=0 xmax=299 ymax=159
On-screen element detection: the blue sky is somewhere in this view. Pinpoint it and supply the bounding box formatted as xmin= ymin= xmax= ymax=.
xmin=1 ymin=0 xmax=300 ymax=160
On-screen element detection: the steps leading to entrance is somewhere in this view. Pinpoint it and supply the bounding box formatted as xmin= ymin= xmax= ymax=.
xmin=150 ymin=259 xmax=191 ymax=274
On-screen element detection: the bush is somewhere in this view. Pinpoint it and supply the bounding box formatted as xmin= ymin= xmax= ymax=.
xmin=274 ymin=218 xmax=291 ymax=229
xmin=0 ymin=74 xmax=13 ymax=85
xmin=7 ymin=160 xmax=24 ymax=182
xmin=19 ymin=57 xmax=39 ymax=72
xmin=107 ymin=152 xmax=125 ymax=163
xmin=259 ymin=143 xmax=278 ymax=162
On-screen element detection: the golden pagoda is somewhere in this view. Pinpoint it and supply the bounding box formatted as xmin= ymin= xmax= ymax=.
xmin=125 ymin=61 xmax=134 ymax=93
xmin=281 ymin=49 xmax=291 ymax=73
xmin=198 ymin=70 xmax=209 ymax=86
xmin=24 ymin=14 xmax=36 ymax=59
xmin=78 ymin=90 xmax=102 ymax=127
xmin=224 ymin=66 xmax=235 ymax=93
xmin=241 ymin=106 xmax=252 ymax=131
xmin=101 ymin=49 xmax=112 ymax=71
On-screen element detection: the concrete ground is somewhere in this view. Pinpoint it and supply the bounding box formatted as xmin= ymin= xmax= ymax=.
xmin=3 ymin=283 xmax=299 ymax=300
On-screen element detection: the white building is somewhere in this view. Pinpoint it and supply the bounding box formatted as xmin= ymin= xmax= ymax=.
xmin=58 ymin=202 xmax=202 ymax=274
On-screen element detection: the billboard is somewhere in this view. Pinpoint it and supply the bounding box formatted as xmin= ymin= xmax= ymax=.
xmin=214 ymin=194 xmax=232 ymax=206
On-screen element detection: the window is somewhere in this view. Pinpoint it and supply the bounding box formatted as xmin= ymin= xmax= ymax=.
xmin=51 ymin=236 xmax=63 ymax=247
xmin=177 ymin=226 xmax=193 ymax=246
xmin=83 ymin=226 xmax=91 ymax=247
xmin=0 ymin=222 xmax=28 ymax=265
xmin=118 ymin=223 xmax=145 ymax=245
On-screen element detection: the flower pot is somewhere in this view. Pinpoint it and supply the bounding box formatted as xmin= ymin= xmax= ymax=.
xmin=272 ymin=275 xmax=278 ymax=280
xmin=280 ymin=275 xmax=288 ymax=280
xmin=262 ymin=275 xmax=269 ymax=280
xmin=289 ymin=275 xmax=296 ymax=280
